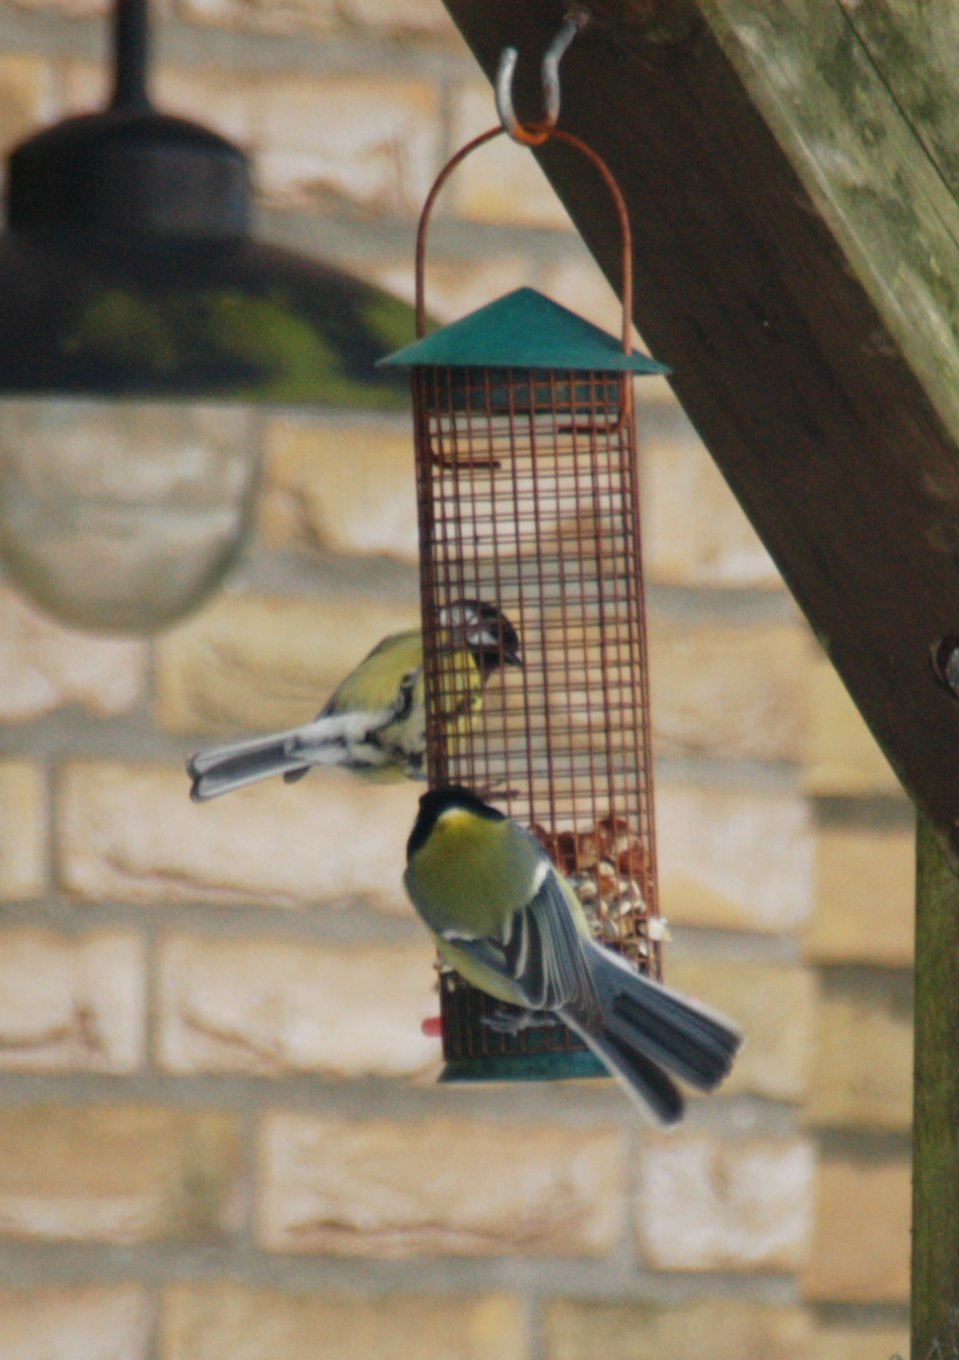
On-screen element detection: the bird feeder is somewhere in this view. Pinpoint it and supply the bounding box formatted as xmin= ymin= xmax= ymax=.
xmin=382 ymin=105 xmax=670 ymax=1082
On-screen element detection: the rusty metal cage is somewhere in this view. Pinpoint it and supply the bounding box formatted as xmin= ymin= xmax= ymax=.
xmin=382 ymin=129 xmax=670 ymax=1082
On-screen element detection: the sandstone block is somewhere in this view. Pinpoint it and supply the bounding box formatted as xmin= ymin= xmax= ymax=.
xmin=656 ymin=782 xmax=813 ymax=934
xmin=0 ymin=930 xmax=144 ymax=1073
xmin=534 ymin=254 xmax=644 ymax=340
xmin=61 ymin=59 xmax=251 ymax=147
xmin=58 ymin=762 xmax=419 ymax=913
xmin=0 ymin=587 xmax=145 ymax=722
xmin=808 ymin=972 xmax=912 ymax=1128
xmin=649 ymin=615 xmax=810 ymax=763
xmin=10 ymin=0 xmax=107 ymax=14
xmin=0 ymin=1284 xmax=150 ymax=1360
xmin=803 ymin=657 xmax=902 ymax=795
xmin=0 ymin=761 xmax=46 ymax=903
xmin=637 ymin=1133 xmax=815 ymax=1272
xmin=160 ymin=1283 xmax=526 ymax=1360
xmin=154 ymin=592 xmax=419 ymax=735
xmin=177 ymin=0 xmax=461 ymax=41
xmin=155 ymin=61 xmax=253 ymax=144
xmin=803 ymin=1159 xmax=910 ymax=1302
xmin=0 ymin=1106 xmax=244 ymax=1243
xmin=158 ymin=934 xmax=439 ymax=1077
xmin=178 ymin=0 xmax=338 ymax=35
xmin=258 ymin=1113 xmax=625 ymax=1257
xmin=666 ymin=957 xmax=815 ymax=1104
xmin=0 ymin=54 xmax=52 ymax=153
xmin=448 ymin=85 xmax=573 ymax=230
xmin=339 ymin=0 xmax=456 ymax=39
xmin=251 ymin=76 xmax=440 ymax=215
xmin=639 ymin=427 xmax=782 ymax=589
xmin=543 ymin=1298 xmax=811 ymax=1360
xmin=806 ymin=822 xmax=915 ymax=966
xmin=260 ymin=416 xmax=418 ymax=562
xmin=811 ymin=1321 xmax=909 ymax=1360
xmin=363 ymin=251 xmax=537 ymax=329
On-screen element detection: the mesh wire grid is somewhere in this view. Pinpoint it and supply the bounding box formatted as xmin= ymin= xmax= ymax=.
xmin=414 ymin=363 xmax=663 ymax=1075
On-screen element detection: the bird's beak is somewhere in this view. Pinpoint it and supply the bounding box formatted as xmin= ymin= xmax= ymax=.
xmin=504 ymin=646 xmax=523 ymax=668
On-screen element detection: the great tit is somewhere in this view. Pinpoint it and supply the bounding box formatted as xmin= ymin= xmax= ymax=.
xmin=403 ymin=785 xmax=741 ymax=1123
xmin=187 ymin=601 xmax=522 ymax=802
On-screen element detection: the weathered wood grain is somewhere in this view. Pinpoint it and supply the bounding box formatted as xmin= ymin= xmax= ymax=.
xmin=913 ymin=816 xmax=959 ymax=1359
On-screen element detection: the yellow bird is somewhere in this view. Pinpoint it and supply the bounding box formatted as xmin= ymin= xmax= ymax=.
xmin=404 ymin=785 xmax=742 ymax=1123
xmin=187 ymin=601 xmax=521 ymax=801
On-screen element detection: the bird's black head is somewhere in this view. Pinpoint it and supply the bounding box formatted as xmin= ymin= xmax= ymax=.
xmin=406 ymin=783 xmax=506 ymax=860
xmin=439 ymin=599 xmax=523 ymax=678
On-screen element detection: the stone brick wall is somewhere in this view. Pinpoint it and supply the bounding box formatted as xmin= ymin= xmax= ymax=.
xmin=0 ymin=3 xmax=912 ymax=1357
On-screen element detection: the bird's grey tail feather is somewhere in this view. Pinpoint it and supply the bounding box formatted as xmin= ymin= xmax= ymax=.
xmin=563 ymin=1014 xmax=684 ymax=1125
xmin=585 ymin=940 xmax=741 ymax=1093
xmin=187 ymin=732 xmax=308 ymax=802
xmin=188 ymin=727 xmax=307 ymax=777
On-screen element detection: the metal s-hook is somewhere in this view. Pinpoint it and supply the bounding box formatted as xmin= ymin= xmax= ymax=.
xmin=495 ymin=8 xmax=590 ymax=146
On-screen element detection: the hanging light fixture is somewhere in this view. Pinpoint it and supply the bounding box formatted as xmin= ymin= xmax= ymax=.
xmin=0 ymin=0 xmax=411 ymax=633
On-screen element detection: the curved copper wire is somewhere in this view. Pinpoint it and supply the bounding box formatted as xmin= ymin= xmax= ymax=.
xmin=414 ymin=125 xmax=635 ymax=356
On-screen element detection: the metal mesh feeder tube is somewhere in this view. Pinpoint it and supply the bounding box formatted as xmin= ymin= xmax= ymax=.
xmin=381 ymin=127 xmax=670 ymax=1083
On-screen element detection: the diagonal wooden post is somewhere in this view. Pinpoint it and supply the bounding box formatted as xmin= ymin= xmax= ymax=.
xmin=912 ymin=816 xmax=959 ymax=1360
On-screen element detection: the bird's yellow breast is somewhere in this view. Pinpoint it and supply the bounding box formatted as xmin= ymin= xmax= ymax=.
xmin=405 ymin=806 xmax=526 ymax=939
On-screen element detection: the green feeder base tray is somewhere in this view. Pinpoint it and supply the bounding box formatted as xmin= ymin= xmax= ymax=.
xmin=440 ymin=1049 xmax=608 ymax=1084
xmin=438 ymin=982 xmax=609 ymax=1084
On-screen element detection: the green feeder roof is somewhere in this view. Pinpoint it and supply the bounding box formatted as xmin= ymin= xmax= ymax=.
xmin=379 ymin=287 xmax=670 ymax=374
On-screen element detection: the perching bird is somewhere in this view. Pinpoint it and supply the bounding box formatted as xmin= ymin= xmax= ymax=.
xmin=403 ymin=785 xmax=741 ymax=1123
xmin=187 ymin=601 xmax=522 ymax=802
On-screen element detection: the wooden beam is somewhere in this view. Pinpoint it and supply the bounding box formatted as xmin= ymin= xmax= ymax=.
xmin=441 ymin=0 xmax=959 ymax=860
xmin=913 ymin=815 xmax=959 ymax=1358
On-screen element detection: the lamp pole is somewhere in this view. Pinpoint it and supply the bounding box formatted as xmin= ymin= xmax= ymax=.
xmin=111 ymin=0 xmax=150 ymax=110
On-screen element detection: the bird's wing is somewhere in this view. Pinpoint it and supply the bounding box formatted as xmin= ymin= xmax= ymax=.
xmin=442 ymin=869 xmax=602 ymax=1025
xmin=318 ymin=630 xmax=423 ymax=719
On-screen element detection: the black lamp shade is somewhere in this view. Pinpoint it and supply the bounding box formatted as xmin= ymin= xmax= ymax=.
xmin=0 ymin=99 xmax=413 ymax=405
xmin=0 ymin=226 xmax=413 ymax=405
